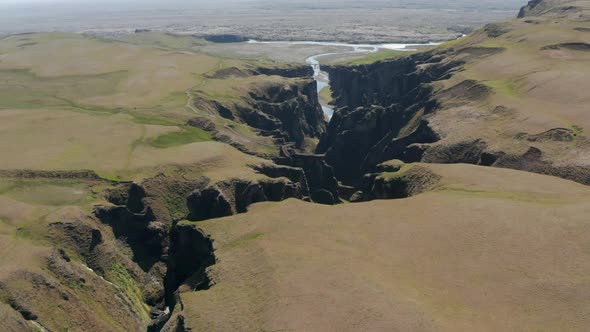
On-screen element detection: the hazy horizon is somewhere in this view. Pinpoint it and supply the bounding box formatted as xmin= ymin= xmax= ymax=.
xmin=0 ymin=0 xmax=526 ymax=9
xmin=0 ymin=0 xmax=526 ymax=42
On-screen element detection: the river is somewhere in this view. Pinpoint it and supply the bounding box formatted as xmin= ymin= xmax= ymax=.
xmin=248 ymin=40 xmax=439 ymax=119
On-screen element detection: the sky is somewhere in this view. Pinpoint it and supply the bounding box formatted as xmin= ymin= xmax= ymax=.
xmin=0 ymin=0 xmax=72 ymax=3
xmin=0 ymin=0 xmax=204 ymax=6
xmin=0 ymin=0 xmax=230 ymax=10
xmin=0 ymin=0 xmax=125 ymax=2
xmin=0 ymin=0 xmax=231 ymax=3
xmin=0 ymin=0 xmax=526 ymax=5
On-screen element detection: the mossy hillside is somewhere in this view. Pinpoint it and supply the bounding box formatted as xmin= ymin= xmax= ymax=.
xmin=484 ymin=79 xmax=522 ymax=98
xmin=0 ymin=178 xmax=152 ymax=330
xmin=109 ymin=262 xmax=151 ymax=323
xmin=149 ymin=126 xmax=213 ymax=148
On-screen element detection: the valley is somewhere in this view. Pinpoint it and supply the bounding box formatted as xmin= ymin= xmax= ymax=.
xmin=0 ymin=0 xmax=589 ymax=331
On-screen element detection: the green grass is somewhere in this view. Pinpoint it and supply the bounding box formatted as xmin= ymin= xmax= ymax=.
xmin=341 ymin=49 xmax=415 ymax=65
xmin=127 ymin=111 xmax=176 ymax=126
xmin=378 ymin=164 xmax=414 ymax=180
xmin=14 ymin=226 xmax=34 ymax=240
xmin=485 ymin=79 xmax=521 ymax=98
xmin=319 ymin=86 xmax=333 ymax=104
xmin=0 ymin=179 xmax=92 ymax=206
xmin=149 ymin=126 xmax=212 ymax=148
xmin=440 ymin=188 xmax=574 ymax=205
xmin=230 ymin=122 xmax=255 ymax=137
xmin=476 ymin=39 xmax=512 ymax=50
xmin=436 ymin=36 xmax=468 ymax=49
xmin=110 ymin=262 xmax=151 ymax=322
xmin=227 ymin=232 xmax=265 ymax=249
xmin=572 ymin=125 xmax=584 ymax=136
xmin=103 ymin=32 xmax=207 ymax=52
xmin=160 ymin=189 xmax=193 ymax=220
xmin=257 ymin=144 xmax=280 ymax=157
xmin=0 ymin=68 xmax=128 ymax=110
xmin=96 ymin=172 xmax=127 ymax=183
xmin=10 ymin=213 xmax=51 ymax=244
xmin=67 ymin=279 xmax=85 ymax=290
xmin=161 ymin=91 xmax=187 ymax=105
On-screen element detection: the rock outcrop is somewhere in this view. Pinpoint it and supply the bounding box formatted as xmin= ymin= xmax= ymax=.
xmin=275 ymin=149 xmax=340 ymax=204
xmin=191 ymin=77 xmax=326 ymax=153
xmin=350 ymin=161 xmax=442 ymax=202
xmin=518 ymin=0 xmax=544 ymax=18
xmin=166 ymin=224 xmax=216 ymax=293
xmin=21 ymin=206 xmax=158 ymax=331
xmin=91 ymin=169 xmax=309 ymax=329
xmin=324 ymin=52 xmax=459 ymax=110
xmin=317 ymin=52 xmax=460 ymax=184
xmin=239 ymin=79 xmax=326 ymax=148
xmin=186 ymin=176 xmax=305 ymax=221
xmin=186 ymin=116 xmax=255 ymax=157
xmin=186 ymin=187 xmax=234 ymax=221
xmin=255 ymin=65 xmax=314 ymax=78
xmin=317 ymin=5 xmax=590 ymax=186
xmin=517 ymin=0 xmax=589 ymax=19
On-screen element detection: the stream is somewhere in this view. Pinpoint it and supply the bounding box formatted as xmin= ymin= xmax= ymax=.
xmin=248 ymin=40 xmax=439 ymax=119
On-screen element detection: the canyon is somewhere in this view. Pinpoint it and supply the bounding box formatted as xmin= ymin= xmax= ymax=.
xmin=0 ymin=0 xmax=590 ymax=331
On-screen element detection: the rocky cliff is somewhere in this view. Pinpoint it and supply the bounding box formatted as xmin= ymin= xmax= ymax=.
xmin=191 ymin=76 xmax=326 ymax=153
xmin=518 ymin=0 xmax=589 ymax=19
xmin=349 ymin=161 xmax=442 ymax=202
xmin=255 ymin=65 xmax=314 ymax=78
xmin=317 ymin=52 xmax=461 ymax=184
xmin=239 ymin=78 xmax=326 ymax=149
xmin=92 ymin=165 xmax=312 ymax=329
xmin=518 ymin=0 xmax=545 ymax=18
xmin=318 ymin=1 xmax=590 ymax=187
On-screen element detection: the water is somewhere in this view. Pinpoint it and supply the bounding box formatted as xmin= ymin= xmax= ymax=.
xmin=247 ymin=40 xmax=440 ymax=119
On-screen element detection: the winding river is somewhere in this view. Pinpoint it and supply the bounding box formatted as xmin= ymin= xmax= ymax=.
xmin=248 ymin=40 xmax=439 ymax=119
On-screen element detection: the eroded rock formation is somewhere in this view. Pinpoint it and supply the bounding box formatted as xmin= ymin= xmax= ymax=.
xmin=317 ymin=52 xmax=461 ymax=184
xmin=239 ymin=79 xmax=326 ymax=148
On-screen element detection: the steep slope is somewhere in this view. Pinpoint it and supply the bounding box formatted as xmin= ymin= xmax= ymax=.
xmin=518 ymin=0 xmax=590 ymax=19
xmin=319 ymin=0 xmax=590 ymax=186
xmin=0 ymin=180 xmax=151 ymax=331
